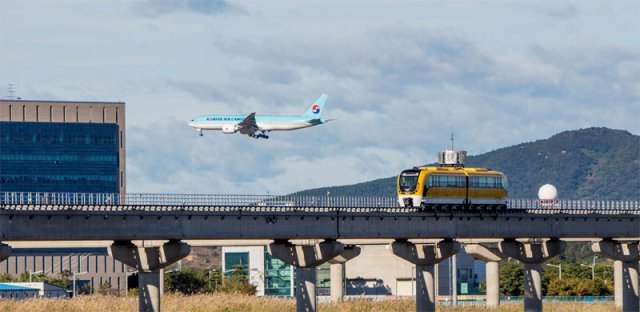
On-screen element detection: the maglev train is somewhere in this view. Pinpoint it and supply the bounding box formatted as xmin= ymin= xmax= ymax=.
xmin=397 ymin=166 xmax=508 ymax=210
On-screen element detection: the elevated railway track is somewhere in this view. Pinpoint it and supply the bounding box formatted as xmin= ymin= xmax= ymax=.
xmin=1 ymin=200 xmax=638 ymax=241
xmin=0 ymin=192 xmax=638 ymax=312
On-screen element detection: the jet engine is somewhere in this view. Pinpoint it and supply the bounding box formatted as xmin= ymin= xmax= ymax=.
xmin=222 ymin=124 xmax=238 ymax=134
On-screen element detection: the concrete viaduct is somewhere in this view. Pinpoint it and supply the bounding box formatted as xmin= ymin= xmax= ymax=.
xmin=0 ymin=203 xmax=638 ymax=312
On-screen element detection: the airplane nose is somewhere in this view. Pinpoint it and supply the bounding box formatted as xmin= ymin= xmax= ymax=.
xmin=188 ymin=121 xmax=195 ymax=127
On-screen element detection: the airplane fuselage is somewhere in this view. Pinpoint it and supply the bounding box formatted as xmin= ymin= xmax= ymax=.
xmin=188 ymin=94 xmax=329 ymax=139
xmin=188 ymin=115 xmax=320 ymax=132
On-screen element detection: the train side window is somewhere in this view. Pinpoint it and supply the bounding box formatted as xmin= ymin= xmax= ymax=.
xmin=429 ymin=175 xmax=441 ymax=187
xmin=447 ymin=176 xmax=456 ymax=187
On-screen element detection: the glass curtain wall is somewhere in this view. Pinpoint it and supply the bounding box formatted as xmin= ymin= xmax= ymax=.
xmin=0 ymin=122 xmax=119 ymax=193
xmin=224 ymin=252 xmax=249 ymax=277
xmin=264 ymin=247 xmax=292 ymax=296
xmin=316 ymin=262 xmax=331 ymax=296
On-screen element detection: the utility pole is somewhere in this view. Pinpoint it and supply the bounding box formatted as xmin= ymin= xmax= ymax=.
xmin=29 ymin=270 xmax=43 ymax=282
xmin=581 ymin=256 xmax=597 ymax=280
xmin=72 ymin=271 xmax=88 ymax=297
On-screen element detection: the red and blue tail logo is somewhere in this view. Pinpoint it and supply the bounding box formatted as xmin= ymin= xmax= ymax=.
xmin=303 ymin=94 xmax=327 ymax=117
xmin=311 ymin=104 xmax=321 ymax=114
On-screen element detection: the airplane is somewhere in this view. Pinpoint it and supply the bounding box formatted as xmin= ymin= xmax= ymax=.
xmin=187 ymin=94 xmax=331 ymax=139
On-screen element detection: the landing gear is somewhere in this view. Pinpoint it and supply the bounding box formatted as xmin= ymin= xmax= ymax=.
xmin=197 ymin=129 xmax=203 ymax=137
xmin=250 ymin=131 xmax=269 ymax=139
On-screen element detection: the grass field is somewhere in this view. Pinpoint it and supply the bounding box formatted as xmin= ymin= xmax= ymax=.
xmin=0 ymin=294 xmax=620 ymax=312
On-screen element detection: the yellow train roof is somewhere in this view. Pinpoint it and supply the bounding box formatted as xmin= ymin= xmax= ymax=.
xmin=417 ymin=166 xmax=502 ymax=174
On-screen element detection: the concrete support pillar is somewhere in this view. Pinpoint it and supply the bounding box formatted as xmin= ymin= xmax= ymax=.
xmin=416 ymin=264 xmax=435 ymax=312
xmin=328 ymin=246 xmax=360 ymax=303
xmin=614 ymin=260 xmax=622 ymax=308
xmin=108 ymin=240 xmax=191 ymax=312
xmin=297 ymin=267 xmax=317 ymax=312
xmin=523 ymin=263 xmax=543 ymax=312
xmin=138 ymin=271 xmax=161 ymax=312
xmin=621 ymin=262 xmax=639 ymax=312
xmin=592 ymin=240 xmax=639 ymax=312
xmin=498 ymin=239 xmax=566 ymax=312
xmin=464 ymin=244 xmax=505 ymax=307
xmin=159 ymin=268 xmax=164 ymax=296
xmin=390 ymin=239 xmax=460 ymax=312
xmin=486 ymin=261 xmax=500 ymax=307
xmin=268 ymin=240 xmax=344 ymax=312
xmin=0 ymin=243 xmax=11 ymax=262
xmin=329 ymin=263 xmax=343 ymax=302
xmin=451 ymin=253 xmax=457 ymax=306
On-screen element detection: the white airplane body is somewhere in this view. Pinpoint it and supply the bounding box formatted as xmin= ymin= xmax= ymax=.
xmin=188 ymin=94 xmax=330 ymax=139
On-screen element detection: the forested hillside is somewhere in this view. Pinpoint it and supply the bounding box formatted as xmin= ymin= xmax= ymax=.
xmin=292 ymin=128 xmax=639 ymax=200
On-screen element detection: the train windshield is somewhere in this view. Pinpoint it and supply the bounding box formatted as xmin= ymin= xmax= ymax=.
xmin=399 ymin=170 xmax=420 ymax=192
xmin=501 ymin=176 xmax=508 ymax=190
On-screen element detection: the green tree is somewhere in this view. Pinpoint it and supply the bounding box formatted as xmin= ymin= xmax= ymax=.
xmin=97 ymin=280 xmax=119 ymax=296
xmin=205 ymin=268 xmax=223 ymax=293
xmin=0 ymin=273 xmax=14 ymax=282
xmin=562 ymin=263 xmax=591 ymax=280
xmin=499 ymin=262 xmax=523 ymax=296
xmin=217 ymin=266 xmax=257 ymax=295
xmin=164 ymin=268 xmax=208 ymax=295
xmin=477 ymin=279 xmax=486 ymax=293
xmin=547 ymin=277 xmax=581 ymax=296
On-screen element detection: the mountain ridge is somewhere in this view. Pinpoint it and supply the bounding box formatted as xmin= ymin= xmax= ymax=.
xmin=291 ymin=127 xmax=639 ymax=200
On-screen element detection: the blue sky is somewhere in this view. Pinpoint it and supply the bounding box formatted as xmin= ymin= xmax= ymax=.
xmin=1 ymin=0 xmax=638 ymax=194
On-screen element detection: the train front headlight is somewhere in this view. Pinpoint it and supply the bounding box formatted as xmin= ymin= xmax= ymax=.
xmin=403 ymin=198 xmax=413 ymax=207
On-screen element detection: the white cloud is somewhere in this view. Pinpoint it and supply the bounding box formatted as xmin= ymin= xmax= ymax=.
xmin=1 ymin=0 xmax=638 ymax=194
xmin=132 ymin=0 xmax=246 ymax=18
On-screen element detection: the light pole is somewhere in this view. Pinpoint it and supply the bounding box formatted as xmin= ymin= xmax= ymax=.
xmin=72 ymin=271 xmax=88 ymax=298
xmin=547 ymin=263 xmax=562 ymax=279
xmin=29 ymin=270 xmax=43 ymax=282
xmin=208 ymin=268 xmax=222 ymax=290
xmin=581 ymin=256 xmax=597 ymax=280
xmin=208 ymin=268 xmax=214 ymax=289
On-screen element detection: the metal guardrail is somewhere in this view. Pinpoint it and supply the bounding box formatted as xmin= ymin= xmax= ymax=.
xmin=123 ymin=193 xmax=397 ymax=207
xmin=501 ymin=295 xmax=614 ymax=302
xmin=0 ymin=192 xmax=398 ymax=207
xmin=1 ymin=192 xmax=639 ymax=211
xmin=0 ymin=192 xmax=121 ymax=205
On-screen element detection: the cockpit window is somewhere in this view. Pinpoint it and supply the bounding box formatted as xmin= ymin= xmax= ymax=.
xmin=399 ymin=170 xmax=420 ymax=192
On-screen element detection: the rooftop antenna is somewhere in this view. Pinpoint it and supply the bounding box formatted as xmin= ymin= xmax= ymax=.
xmin=438 ymin=130 xmax=466 ymax=167
xmin=6 ymin=84 xmax=15 ymax=100
xmin=450 ymin=130 xmax=454 ymax=150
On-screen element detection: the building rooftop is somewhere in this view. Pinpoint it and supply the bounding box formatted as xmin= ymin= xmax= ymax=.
xmin=0 ymin=283 xmax=38 ymax=291
xmin=0 ymin=99 xmax=124 ymax=104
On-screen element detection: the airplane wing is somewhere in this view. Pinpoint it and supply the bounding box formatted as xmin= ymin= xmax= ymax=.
xmin=308 ymin=118 xmax=335 ymax=125
xmin=308 ymin=118 xmax=324 ymax=125
xmin=237 ymin=112 xmax=260 ymax=135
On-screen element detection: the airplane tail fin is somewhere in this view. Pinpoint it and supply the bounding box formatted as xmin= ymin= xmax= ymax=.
xmin=303 ymin=94 xmax=328 ymax=117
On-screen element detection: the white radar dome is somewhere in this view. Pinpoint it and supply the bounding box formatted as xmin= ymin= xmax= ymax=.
xmin=538 ymin=184 xmax=558 ymax=200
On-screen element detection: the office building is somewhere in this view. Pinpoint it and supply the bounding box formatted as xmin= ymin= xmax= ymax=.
xmin=0 ymin=99 xmax=128 ymax=292
xmin=0 ymin=99 xmax=126 ymax=196
xmin=0 ymin=248 xmax=128 ymax=294
xmin=222 ymin=245 xmax=479 ymax=298
xmin=222 ymin=246 xmax=331 ymax=296
xmin=0 ymin=282 xmax=68 ymax=298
